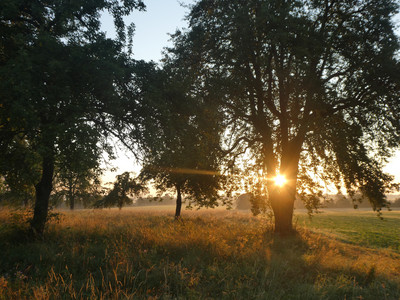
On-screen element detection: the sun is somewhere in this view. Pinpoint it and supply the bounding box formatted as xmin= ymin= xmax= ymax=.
xmin=274 ymin=174 xmax=287 ymax=187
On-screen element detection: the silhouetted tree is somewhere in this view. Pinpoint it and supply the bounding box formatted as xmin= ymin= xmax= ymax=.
xmin=54 ymin=126 xmax=103 ymax=210
xmin=54 ymin=168 xmax=103 ymax=210
xmin=94 ymin=172 xmax=144 ymax=209
xmin=169 ymin=0 xmax=400 ymax=234
xmin=132 ymin=62 xmax=227 ymax=219
xmin=0 ymin=0 xmax=145 ymax=235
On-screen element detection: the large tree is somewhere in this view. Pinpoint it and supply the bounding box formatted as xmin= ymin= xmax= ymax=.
xmin=132 ymin=62 xmax=226 ymax=218
xmin=169 ymin=0 xmax=400 ymax=234
xmin=0 ymin=0 xmax=144 ymax=235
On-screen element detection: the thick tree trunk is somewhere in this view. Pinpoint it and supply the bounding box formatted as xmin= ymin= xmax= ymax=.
xmin=31 ymin=154 xmax=54 ymax=236
xmin=175 ymin=184 xmax=182 ymax=219
xmin=269 ymin=146 xmax=301 ymax=235
xmin=270 ymin=184 xmax=297 ymax=235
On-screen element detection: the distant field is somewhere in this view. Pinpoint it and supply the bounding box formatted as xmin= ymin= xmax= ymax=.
xmin=295 ymin=209 xmax=400 ymax=252
xmin=0 ymin=207 xmax=399 ymax=299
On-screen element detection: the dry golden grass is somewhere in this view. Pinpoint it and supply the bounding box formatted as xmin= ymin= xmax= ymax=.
xmin=0 ymin=207 xmax=399 ymax=299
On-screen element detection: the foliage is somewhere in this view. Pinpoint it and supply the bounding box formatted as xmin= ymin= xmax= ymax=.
xmin=52 ymin=170 xmax=104 ymax=209
xmin=132 ymin=61 xmax=227 ymax=216
xmin=0 ymin=135 xmax=40 ymax=207
xmin=53 ymin=137 xmax=104 ymax=209
xmin=0 ymin=208 xmax=399 ymax=298
xmin=168 ymin=0 xmax=400 ymax=232
xmin=0 ymin=0 xmax=145 ymax=234
xmin=135 ymin=194 xmax=176 ymax=206
xmin=94 ymin=172 xmax=145 ymax=209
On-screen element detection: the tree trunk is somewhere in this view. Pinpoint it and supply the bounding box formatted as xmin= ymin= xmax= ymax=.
xmin=175 ymin=184 xmax=182 ymax=219
xmin=269 ymin=184 xmax=297 ymax=235
xmin=269 ymin=146 xmax=301 ymax=235
xmin=69 ymin=191 xmax=75 ymax=210
xmin=70 ymin=198 xmax=74 ymax=210
xmin=31 ymin=153 xmax=54 ymax=236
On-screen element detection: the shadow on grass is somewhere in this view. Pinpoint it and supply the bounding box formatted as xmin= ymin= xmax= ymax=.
xmin=0 ymin=214 xmax=399 ymax=299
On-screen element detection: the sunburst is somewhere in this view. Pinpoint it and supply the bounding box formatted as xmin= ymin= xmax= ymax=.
xmin=274 ymin=174 xmax=287 ymax=187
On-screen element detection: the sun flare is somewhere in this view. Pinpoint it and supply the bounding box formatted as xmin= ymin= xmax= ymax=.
xmin=274 ymin=174 xmax=287 ymax=187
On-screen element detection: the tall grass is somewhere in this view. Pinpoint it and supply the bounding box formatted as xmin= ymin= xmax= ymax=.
xmin=0 ymin=207 xmax=399 ymax=299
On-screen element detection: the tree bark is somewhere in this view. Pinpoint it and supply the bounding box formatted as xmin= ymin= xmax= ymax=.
xmin=31 ymin=153 xmax=54 ymax=236
xmin=175 ymin=184 xmax=182 ymax=219
xmin=269 ymin=144 xmax=301 ymax=235
xmin=269 ymin=184 xmax=297 ymax=235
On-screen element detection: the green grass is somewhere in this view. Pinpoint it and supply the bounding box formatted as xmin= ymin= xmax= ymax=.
xmin=0 ymin=207 xmax=399 ymax=299
xmin=295 ymin=209 xmax=400 ymax=252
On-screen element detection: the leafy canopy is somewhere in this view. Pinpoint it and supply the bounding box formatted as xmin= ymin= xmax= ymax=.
xmin=0 ymin=0 xmax=144 ymax=233
xmin=169 ymin=0 xmax=400 ymax=213
xmin=132 ymin=61 xmax=227 ymax=209
xmin=0 ymin=0 xmax=144 ymax=186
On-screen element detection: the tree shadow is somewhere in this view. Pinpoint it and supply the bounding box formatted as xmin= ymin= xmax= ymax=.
xmin=265 ymin=228 xmax=400 ymax=299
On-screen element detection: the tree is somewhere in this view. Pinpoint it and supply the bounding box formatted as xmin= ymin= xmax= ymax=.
xmin=54 ymin=124 xmax=103 ymax=210
xmin=0 ymin=0 xmax=145 ymax=235
xmin=133 ymin=62 xmax=227 ymax=218
xmin=94 ymin=172 xmax=144 ymax=209
xmin=169 ymin=0 xmax=400 ymax=234
xmin=0 ymin=134 xmax=39 ymax=207
xmin=53 ymin=167 xmax=103 ymax=210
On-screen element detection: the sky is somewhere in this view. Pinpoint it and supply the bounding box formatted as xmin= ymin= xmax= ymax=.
xmin=101 ymin=0 xmax=195 ymax=62
xmin=100 ymin=0 xmax=400 ymax=185
xmin=100 ymin=0 xmax=196 ymax=183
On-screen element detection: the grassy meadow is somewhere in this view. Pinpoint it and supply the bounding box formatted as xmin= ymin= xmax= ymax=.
xmin=0 ymin=207 xmax=399 ymax=299
xmin=297 ymin=209 xmax=400 ymax=252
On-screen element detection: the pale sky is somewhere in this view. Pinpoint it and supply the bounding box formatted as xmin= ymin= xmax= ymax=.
xmin=101 ymin=0 xmax=400 ymax=185
xmin=100 ymin=0 xmax=195 ymax=183
xmin=101 ymin=0 xmax=195 ymax=62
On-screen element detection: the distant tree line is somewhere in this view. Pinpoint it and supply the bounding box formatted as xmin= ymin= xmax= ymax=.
xmin=236 ymin=193 xmax=400 ymax=210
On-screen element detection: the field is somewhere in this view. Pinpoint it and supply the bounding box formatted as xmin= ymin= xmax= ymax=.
xmin=297 ymin=209 xmax=400 ymax=252
xmin=0 ymin=207 xmax=399 ymax=299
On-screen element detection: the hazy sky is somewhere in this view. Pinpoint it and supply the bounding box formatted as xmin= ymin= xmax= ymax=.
xmin=101 ymin=0 xmax=400 ymax=184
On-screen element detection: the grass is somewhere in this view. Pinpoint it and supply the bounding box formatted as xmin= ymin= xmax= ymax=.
xmin=295 ymin=209 xmax=400 ymax=252
xmin=0 ymin=207 xmax=399 ymax=299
